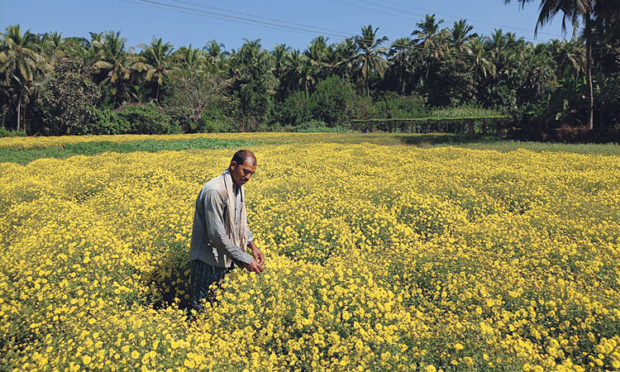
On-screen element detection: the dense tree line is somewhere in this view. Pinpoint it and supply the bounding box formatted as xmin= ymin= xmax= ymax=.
xmin=0 ymin=8 xmax=618 ymax=136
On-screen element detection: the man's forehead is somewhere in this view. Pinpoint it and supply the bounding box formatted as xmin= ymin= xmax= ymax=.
xmin=240 ymin=161 xmax=257 ymax=171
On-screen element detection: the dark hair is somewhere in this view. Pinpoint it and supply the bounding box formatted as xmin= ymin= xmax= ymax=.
xmin=231 ymin=149 xmax=256 ymax=165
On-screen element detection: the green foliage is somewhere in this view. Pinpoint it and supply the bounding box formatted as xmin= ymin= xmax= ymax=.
xmin=162 ymin=70 xmax=230 ymax=132
xmin=429 ymin=104 xmax=503 ymax=118
xmin=0 ymin=138 xmax=262 ymax=164
xmin=597 ymin=73 xmax=620 ymax=128
xmin=373 ymin=91 xmax=427 ymax=118
xmin=347 ymin=95 xmax=376 ymax=120
xmin=116 ymin=103 xmax=179 ymax=134
xmin=293 ymin=120 xmax=348 ymax=133
xmin=229 ymin=40 xmax=278 ymax=130
xmin=275 ymin=77 xmax=356 ymax=127
xmin=273 ymin=91 xmax=312 ymax=126
xmin=1 ymin=14 xmax=618 ymax=139
xmin=31 ymin=59 xmax=102 ymax=135
xmin=90 ymin=107 xmax=131 ymax=134
xmin=0 ymin=126 xmax=26 ymax=137
xmin=308 ymin=76 xmax=356 ymax=125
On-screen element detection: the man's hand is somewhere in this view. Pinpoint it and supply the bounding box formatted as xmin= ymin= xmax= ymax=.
xmin=248 ymin=241 xmax=265 ymax=268
xmin=244 ymin=259 xmax=263 ymax=274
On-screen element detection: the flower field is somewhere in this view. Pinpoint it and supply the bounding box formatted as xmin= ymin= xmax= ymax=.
xmin=0 ymin=135 xmax=619 ymax=371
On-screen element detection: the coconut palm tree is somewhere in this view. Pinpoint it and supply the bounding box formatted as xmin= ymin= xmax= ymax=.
xmin=412 ymin=14 xmax=449 ymax=82
xmin=450 ymin=19 xmax=477 ymax=54
xmin=272 ymin=44 xmax=291 ymax=101
xmin=38 ymin=31 xmax=66 ymax=63
xmin=388 ymin=37 xmax=413 ymax=95
xmin=173 ymin=44 xmax=204 ymax=72
xmin=470 ymin=36 xmax=495 ymax=81
xmin=134 ymin=37 xmax=174 ymax=101
xmin=333 ymin=37 xmax=357 ymax=79
xmin=305 ymin=36 xmax=331 ymax=82
xmin=353 ymin=25 xmax=389 ymax=97
xmin=505 ymin=0 xmax=596 ymax=128
xmin=547 ymin=38 xmax=585 ymax=78
xmin=0 ymin=25 xmax=52 ymax=132
xmin=91 ymin=31 xmax=132 ymax=106
xmin=204 ymin=40 xmax=228 ymax=71
xmin=229 ymin=39 xmax=277 ymax=129
xmin=280 ymin=49 xmax=307 ymax=95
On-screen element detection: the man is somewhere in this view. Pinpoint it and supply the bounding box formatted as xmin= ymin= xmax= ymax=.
xmin=189 ymin=149 xmax=265 ymax=311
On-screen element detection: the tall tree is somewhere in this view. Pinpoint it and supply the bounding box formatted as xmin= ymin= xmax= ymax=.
xmin=229 ymin=39 xmax=277 ymax=130
xmin=333 ymin=37 xmax=357 ymax=78
xmin=470 ymin=36 xmax=496 ymax=80
xmin=173 ymin=44 xmax=204 ymax=72
xmin=272 ymin=44 xmax=291 ymax=101
xmin=450 ymin=19 xmax=477 ymax=54
xmin=204 ymin=40 xmax=228 ymax=71
xmin=547 ymin=38 xmax=585 ymax=78
xmin=388 ymin=37 xmax=413 ymax=95
xmin=305 ymin=36 xmax=331 ymax=83
xmin=353 ymin=25 xmax=389 ymax=97
xmin=505 ymin=0 xmax=596 ymax=128
xmin=0 ymin=25 xmax=51 ymax=132
xmin=134 ymin=37 xmax=174 ymax=101
xmin=412 ymin=14 xmax=448 ymax=84
xmin=91 ymin=31 xmax=132 ymax=106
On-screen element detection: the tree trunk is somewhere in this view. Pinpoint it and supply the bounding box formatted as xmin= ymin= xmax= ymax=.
xmin=16 ymin=90 xmax=23 ymax=132
xmin=586 ymin=14 xmax=594 ymax=130
xmin=23 ymin=105 xmax=27 ymax=134
xmin=366 ymin=77 xmax=370 ymax=98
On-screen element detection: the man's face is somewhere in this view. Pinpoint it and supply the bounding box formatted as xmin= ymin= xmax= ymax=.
xmin=230 ymin=159 xmax=256 ymax=186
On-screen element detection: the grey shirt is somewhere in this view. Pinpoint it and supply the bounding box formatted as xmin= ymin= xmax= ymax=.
xmin=189 ymin=172 xmax=254 ymax=267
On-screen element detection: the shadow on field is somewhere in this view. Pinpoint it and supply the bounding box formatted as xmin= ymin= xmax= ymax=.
xmin=399 ymin=134 xmax=489 ymax=147
xmin=143 ymin=253 xmax=192 ymax=311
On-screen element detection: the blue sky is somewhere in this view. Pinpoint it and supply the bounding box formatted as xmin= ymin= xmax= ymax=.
xmin=1 ymin=0 xmax=574 ymax=52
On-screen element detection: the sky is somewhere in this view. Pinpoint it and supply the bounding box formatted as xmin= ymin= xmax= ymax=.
xmin=1 ymin=0 xmax=575 ymax=52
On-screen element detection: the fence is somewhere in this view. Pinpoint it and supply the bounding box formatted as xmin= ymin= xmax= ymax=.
xmin=351 ymin=116 xmax=514 ymax=136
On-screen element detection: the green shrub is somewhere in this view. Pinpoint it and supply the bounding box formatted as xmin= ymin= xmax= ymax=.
xmin=348 ymin=95 xmax=377 ymax=120
xmin=275 ymin=91 xmax=313 ymax=126
xmin=309 ymin=76 xmax=356 ymax=125
xmin=90 ymin=108 xmax=131 ymax=134
xmin=116 ymin=103 xmax=179 ymax=134
xmin=0 ymin=126 xmax=27 ymax=137
xmin=373 ymin=91 xmax=427 ymax=118
xmin=29 ymin=59 xmax=102 ymax=135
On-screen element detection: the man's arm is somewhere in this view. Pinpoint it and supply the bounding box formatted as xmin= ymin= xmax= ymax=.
xmin=203 ymin=189 xmax=254 ymax=266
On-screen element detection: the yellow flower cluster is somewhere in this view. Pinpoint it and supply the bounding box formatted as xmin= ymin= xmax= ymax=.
xmin=0 ymin=139 xmax=618 ymax=371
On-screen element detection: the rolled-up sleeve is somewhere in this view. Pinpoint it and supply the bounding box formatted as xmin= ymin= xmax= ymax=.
xmin=203 ymin=189 xmax=253 ymax=266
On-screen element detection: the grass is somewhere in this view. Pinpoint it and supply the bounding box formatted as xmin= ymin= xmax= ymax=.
xmin=1 ymin=133 xmax=618 ymax=165
xmin=398 ymin=134 xmax=620 ymax=155
xmin=453 ymin=140 xmax=620 ymax=155
xmin=0 ymin=137 xmax=262 ymax=165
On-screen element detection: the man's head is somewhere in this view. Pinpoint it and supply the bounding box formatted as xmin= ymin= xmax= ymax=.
xmin=229 ymin=150 xmax=257 ymax=186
